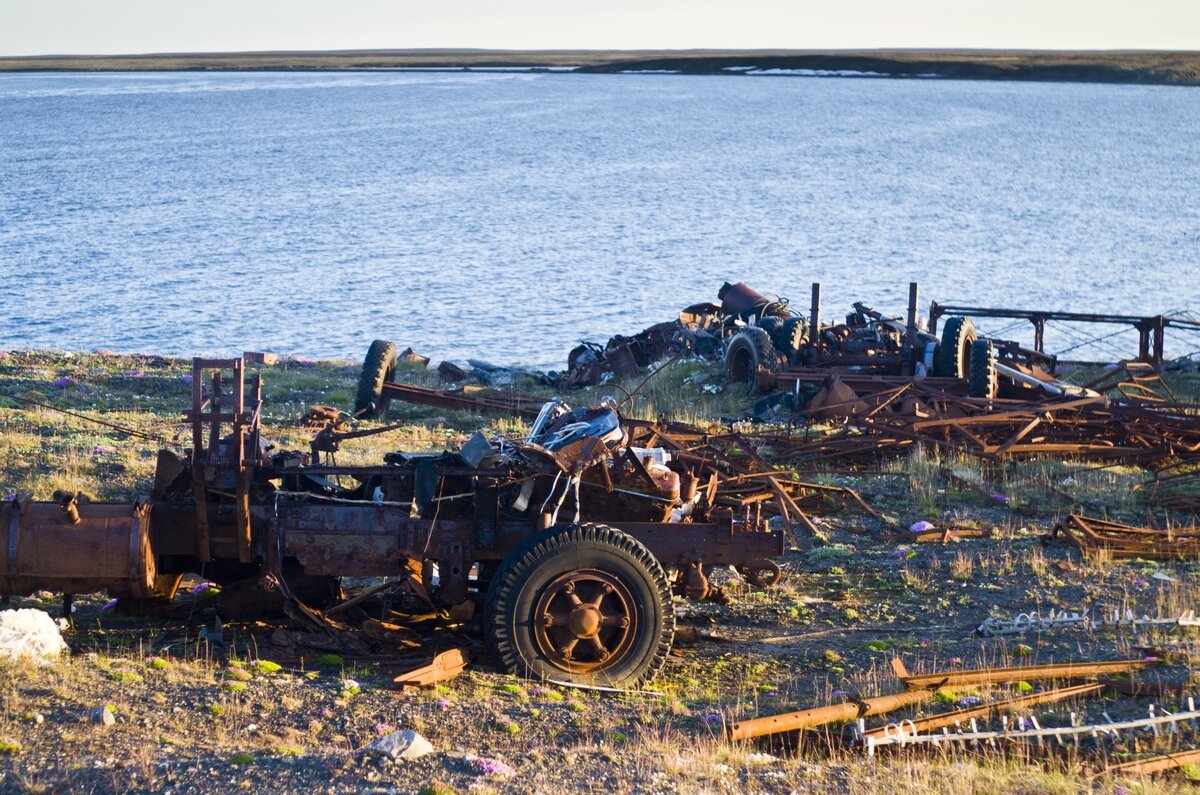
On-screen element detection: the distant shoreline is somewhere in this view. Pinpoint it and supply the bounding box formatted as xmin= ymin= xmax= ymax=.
xmin=1 ymin=49 xmax=1198 ymax=87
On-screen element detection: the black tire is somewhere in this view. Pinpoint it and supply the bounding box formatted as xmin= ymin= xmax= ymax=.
xmin=934 ymin=316 xmax=977 ymax=379
xmin=354 ymin=340 xmax=398 ymax=418
xmin=775 ymin=316 xmax=808 ymax=361
xmin=724 ymin=327 xmax=777 ymax=385
xmin=485 ymin=523 xmax=674 ymax=688
xmin=969 ymin=338 xmax=998 ymax=398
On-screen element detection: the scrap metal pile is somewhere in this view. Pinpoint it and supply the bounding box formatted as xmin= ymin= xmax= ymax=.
xmin=1050 ymin=514 xmax=1200 ymax=560
xmin=745 ymin=382 xmax=1200 ymax=471
xmin=729 ymin=655 xmax=1200 ymax=775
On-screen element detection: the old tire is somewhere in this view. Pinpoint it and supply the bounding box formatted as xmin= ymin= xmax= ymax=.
xmin=934 ymin=316 xmax=976 ymax=379
xmin=485 ymin=523 xmax=674 ymax=688
xmin=725 ymin=327 xmax=777 ymax=385
xmin=969 ymin=339 xmax=998 ymax=398
xmin=775 ymin=316 xmax=808 ymax=362
xmin=354 ymin=340 xmax=398 ymax=418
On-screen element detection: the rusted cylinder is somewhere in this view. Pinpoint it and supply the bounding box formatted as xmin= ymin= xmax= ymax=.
xmin=729 ymin=689 xmax=933 ymax=741
xmin=0 ymin=500 xmax=156 ymax=598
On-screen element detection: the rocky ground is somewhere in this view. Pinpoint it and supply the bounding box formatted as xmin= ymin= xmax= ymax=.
xmin=0 ymin=349 xmax=1198 ymax=794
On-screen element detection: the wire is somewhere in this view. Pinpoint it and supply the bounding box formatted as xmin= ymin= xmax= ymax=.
xmin=0 ymin=392 xmax=176 ymax=444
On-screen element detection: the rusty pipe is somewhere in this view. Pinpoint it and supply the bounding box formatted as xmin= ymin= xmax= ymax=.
xmin=729 ymin=688 xmax=933 ymax=741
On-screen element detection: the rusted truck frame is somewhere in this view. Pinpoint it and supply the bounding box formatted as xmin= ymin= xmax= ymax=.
xmin=1 ymin=356 xmax=784 ymax=688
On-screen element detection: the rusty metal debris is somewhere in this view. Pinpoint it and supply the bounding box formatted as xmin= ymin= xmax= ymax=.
xmin=863 ymin=701 xmax=1200 ymax=759
xmin=977 ymin=608 xmax=1200 ymax=637
xmin=1104 ymin=747 xmax=1200 ymax=776
xmin=1 ymin=356 xmax=790 ymax=689
xmin=1051 ymin=514 xmax=1200 ymax=560
xmin=860 ymin=682 xmax=1104 ymax=741
xmin=728 ymin=688 xmax=935 ymax=741
xmin=393 ymin=648 xmax=470 ymax=689
xmin=890 ymin=656 xmax=1155 ymax=690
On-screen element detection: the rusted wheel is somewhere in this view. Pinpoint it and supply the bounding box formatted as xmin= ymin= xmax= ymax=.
xmin=934 ymin=316 xmax=976 ymax=379
xmin=485 ymin=523 xmax=674 ymax=688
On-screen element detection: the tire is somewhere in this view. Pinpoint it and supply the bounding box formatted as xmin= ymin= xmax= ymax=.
xmin=354 ymin=340 xmax=398 ymax=418
xmin=775 ymin=316 xmax=808 ymax=362
xmin=724 ymin=327 xmax=777 ymax=385
xmin=969 ymin=338 xmax=998 ymax=398
xmin=934 ymin=316 xmax=977 ymax=379
xmin=485 ymin=523 xmax=675 ymax=688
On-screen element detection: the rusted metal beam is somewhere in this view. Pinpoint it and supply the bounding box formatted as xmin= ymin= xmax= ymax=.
xmin=393 ymin=648 xmax=470 ymax=688
xmin=729 ymin=688 xmax=933 ymax=741
xmin=1105 ymin=748 xmax=1200 ymax=776
xmin=860 ymin=682 xmax=1102 ymax=740
xmin=890 ymin=656 xmax=1155 ymax=690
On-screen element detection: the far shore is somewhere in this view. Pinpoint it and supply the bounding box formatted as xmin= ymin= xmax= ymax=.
xmin=1 ymin=48 xmax=1198 ymax=86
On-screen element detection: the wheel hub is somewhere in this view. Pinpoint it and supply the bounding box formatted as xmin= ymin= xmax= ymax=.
xmin=532 ymin=568 xmax=637 ymax=674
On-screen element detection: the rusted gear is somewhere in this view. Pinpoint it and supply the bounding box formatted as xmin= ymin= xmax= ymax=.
xmin=531 ymin=569 xmax=637 ymax=675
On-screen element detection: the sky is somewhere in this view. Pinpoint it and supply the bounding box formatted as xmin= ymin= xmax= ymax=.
xmin=2 ymin=0 xmax=1198 ymax=57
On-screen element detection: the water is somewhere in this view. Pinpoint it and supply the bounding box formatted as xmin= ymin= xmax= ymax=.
xmin=1 ymin=71 xmax=1198 ymax=368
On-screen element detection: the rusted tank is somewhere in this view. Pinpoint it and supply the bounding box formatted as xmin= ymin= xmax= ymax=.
xmin=0 ymin=496 xmax=156 ymax=599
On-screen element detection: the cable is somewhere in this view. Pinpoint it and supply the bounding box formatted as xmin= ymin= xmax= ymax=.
xmin=0 ymin=392 xmax=176 ymax=444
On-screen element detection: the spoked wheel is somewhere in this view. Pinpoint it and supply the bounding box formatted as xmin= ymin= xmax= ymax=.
xmin=532 ymin=569 xmax=638 ymax=675
xmin=486 ymin=523 xmax=674 ymax=688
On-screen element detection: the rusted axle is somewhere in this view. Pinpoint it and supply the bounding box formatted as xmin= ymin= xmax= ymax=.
xmin=891 ymin=656 xmax=1154 ymax=690
xmin=729 ymin=688 xmax=933 ymax=741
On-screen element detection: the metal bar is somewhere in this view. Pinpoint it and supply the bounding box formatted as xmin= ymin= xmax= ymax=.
xmin=860 ymin=683 xmax=1103 ymax=740
xmin=891 ymin=656 xmax=1155 ymax=690
xmin=729 ymin=688 xmax=933 ymax=741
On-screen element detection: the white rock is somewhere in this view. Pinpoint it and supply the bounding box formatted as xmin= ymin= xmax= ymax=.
xmin=0 ymin=609 xmax=68 ymax=663
xmin=88 ymin=706 xmax=116 ymax=726
xmin=365 ymin=730 xmax=434 ymax=760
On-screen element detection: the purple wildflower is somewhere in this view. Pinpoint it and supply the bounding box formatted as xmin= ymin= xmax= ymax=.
xmin=3 ymin=494 xmax=15 ymax=502
xmin=190 ymin=581 xmax=217 ymax=595
xmin=990 ymin=493 xmax=1008 ymax=503
xmin=181 ymin=374 xmax=193 ymax=384
xmin=957 ymin=695 xmax=982 ymax=708
xmin=51 ymin=376 xmax=78 ymax=389
xmin=437 ymin=698 xmax=451 ymax=709
xmin=919 ymin=636 xmax=932 ymax=646
xmin=1135 ymin=579 xmax=1149 ymax=589
xmin=91 ymin=445 xmax=116 ymax=455
xmin=766 ymin=690 xmax=778 ymax=697
xmin=372 ymin=723 xmax=392 ymax=734
xmin=295 ymin=358 xmax=316 ymax=368
xmin=949 ymin=657 xmax=963 ymax=667
xmin=467 ymin=756 xmax=516 ymax=778
xmin=123 ymin=370 xmax=143 ymax=377
xmin=704 ymin=713 xmax=721 ymax=726
xmin=831 ymin=690 xmax=850 ymax=697
xmin=910 ymin=521 xmax=935 ymax=533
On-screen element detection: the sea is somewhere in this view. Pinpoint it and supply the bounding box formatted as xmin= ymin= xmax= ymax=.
xmin=1 ymin=70 xmax=1197 ymax=368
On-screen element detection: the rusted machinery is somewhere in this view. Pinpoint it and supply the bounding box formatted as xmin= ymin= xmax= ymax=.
xmin=2 ymin=357 xmax=784 ymax=688
xmin=1050 ymin=514 xmax=1200 ymax=560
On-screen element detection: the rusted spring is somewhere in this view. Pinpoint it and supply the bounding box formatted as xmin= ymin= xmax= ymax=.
xmin=532 ymin=568 xmax=637 ymax=675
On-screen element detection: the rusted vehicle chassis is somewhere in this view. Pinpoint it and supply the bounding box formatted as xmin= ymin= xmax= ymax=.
xmin=1 ymin=357 xmax=783 ymax=687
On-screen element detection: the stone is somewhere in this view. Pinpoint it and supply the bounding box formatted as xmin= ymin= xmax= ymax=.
xmin=88 ymin=706 xmax=116 ymax=726
xmin=364 ymin=730 xmax=434 ymax=761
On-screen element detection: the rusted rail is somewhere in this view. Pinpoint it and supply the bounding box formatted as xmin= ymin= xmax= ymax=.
xmin=860 ymin=683 xmax=1103 ymax=740
xmin=891 ymin=656 xmax=1155 ymax=690
xmin=1103 ymin=748 xmax=1200 ymax=776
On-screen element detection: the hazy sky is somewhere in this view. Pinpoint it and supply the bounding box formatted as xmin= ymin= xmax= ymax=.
xmin=2 ymin=0 xmax=1198 ymax=56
